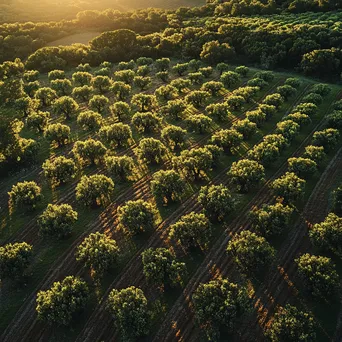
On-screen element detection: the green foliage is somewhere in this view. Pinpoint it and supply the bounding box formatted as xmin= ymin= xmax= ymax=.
xmin=36 ymin=276 xmax=89 ymax=325
xmin=227 ymin=230 xmax=275 ymax=273
xmin=42 ymin=156 xmax=77 ymax=185
xmin=206 ymin=102 xmax=230 ymax=121
xmin=272 ymin=172 xmax=306 ymax=203
xmin=309 ymin=213 xmax=342 ymax=255
xmin=150 ymin=169 xmax=185 ymax=204
xmin=304 ymin=145 xmax=326 ymax=164
xmin=201 ymin=81 xmax=223 ymax=96
xmin=163 ymin=99 xmax=186 ymax=120
xmin=267 ymin=304 xmax=316 ymax=342
xmin=285 ymin=112 xmax=310 ymax=126
xmin=75 ymin=174 xmax=114 ymax=207
xmin=133 ymin=76 xmax=151 ymax=90
xmin=246 ymin=109 xmax=266 ymax=127
xmin=276 ymin=120 xmax=300 ymax=141
xmin=161 ymin=125 xmax=187 ymax=150
xmin=48 ymin=69 xmax=65 ymax=81
xmin=263 ymin=93 xmax=284 ymax=108
xmin=91 ymin=75 xmax=111 ymax=93
xmin=0 ymin=242 xmax=32 ymax=280
xmin=76 ymin=232 xmax=119 ymax=276
xmin=26 ymin=111 xmax=50 ymax=132
xmin=248 ymin=141 xmax=280 ymax=165
xmin=156 ymin=57 xmax=170 ymax=71
xmin=198 ymin=184 xmax=235 ymax=221
xmin=50 ymin=79 xmax=72 ymax=96
xmin=295 ymin=253 xmax=339 ymax=299
xmin=99 ymin=123 xmax=132 ymax=148
xmin=249 ymin=202 xmax=293 ymax=237
xmin=110 ymin=101 xmax=130 ymax=121
xmin=227 ymin=159 xmax=265 ymax=192
xmin=38 ymin=204 xmax=78 ymax=239
xmin=72 ymin=85 xmax=93 ymax=101
xmin=332 ymin=184 xmax=342 ymax=215
xmin=169 ymin=212 xmax=211 ymax=249
xmin=131 ymin=94 xmax=157 ymax=112
xmin=293 ymin=102 xmax=318 ymax=116
xmin=118 ymin=200 xmax=156 ymax=235
xmin=35 ymin=87 xmax=57 ymax=106
xmin=104 ymin=155 xmax=134 ymax=180
xmin=235 ymin=65 xmax=249 ymax=77
xmin=52 ymin=96 xmax=79 ymax=120
xmin=156 ymin=71 xmax=169 ymax=83
xmin=186 ymin=113 xmax=212 ymax=134
xmin=89 ymin=95 xmax=109 ymax=113
xmin=77 ymin=110 xmax=103 ymax=131
xmin=111 ymin=81 xmax=131 ymax=101
xmin=155 ymin=85 xmax=178 ymax=103
xmin=107 ymin=286 xmax=149 ymax=340
xmin=72 ymin=71 xmax=92 ymax=86
xmin=313 ymin=128 xmax=340 ymax=150
xmin=285 ymin=78 xmax=301 ymax=89
xmin=8 ymin=180 xmax=42 ymax=210
xmin=327 ymin=110 xmax=342 ymax=129
xmin=311 ymin=83 xmax=331 ymax=96
xmin=173 ymin=63 xmax=188 ymax=76
xmin=211 ymin=129 xmax=243 ymax=153
xmin=232 ymin=119 xmax=257 ymax=139
xmin=301 ymin=93 xmax=323 ymax=105
xmin=72 ymin=139 xmax=107 ymax=165
xmin=14 ymin=96 xmax=39 ymax=117
xmin=277 ymin=85 xmax=297 ymax=100
xmin=247 ymin=77 xmax=268 ymax=89
xmin=141 ymin=248 xmax=186 ymax=287
xmin=185 ymin=90 xmax=210 ymax=108
xmin=226 ymin=95 xmax=246 ymax=111
xmin=200 ymin=40 xmax=235 ymax=65
xmin=288 ymin=157 xmax=317 ymax=178
xmin=170 ymin=78 xmax=191 ymax=92
xmin=221 ymin=71 xmax=240 ymax=88
xmin=138 ymin=137 xmax=167 ymax=164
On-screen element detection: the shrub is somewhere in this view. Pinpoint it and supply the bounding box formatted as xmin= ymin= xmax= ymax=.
xmin=42 ymin=156 xmax=77 ymax=185
xmin=272 ymin=172 xmax=306 ymax=203
xmin=104 ymin=155 xmax=134 ymax=180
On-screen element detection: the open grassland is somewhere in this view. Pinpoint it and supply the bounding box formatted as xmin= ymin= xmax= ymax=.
xmin=1 ymin=59 xmax=342 ymax=341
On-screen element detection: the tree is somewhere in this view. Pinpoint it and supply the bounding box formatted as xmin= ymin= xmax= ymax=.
xmin=133 ymin=76 xmax=151 ymax=91
xmin=91 ymin=75 xmax=111 ymax=93
xmin=248 ymin=77 xmax=268 ymax=89
xmin=211 ymin=129 xmax=243 ymax=153
xmin=173 ymin=63 xmax=188 ymax=76
xmin=115 ymin=70 xmax=135 ymax=84
xmin=0 ymin=242 xmax=32 ymax=280
xmin=246 ymin=110 xmax=266 ymax=127
xmin=77 ymin=110 xmax=102 ymax=131
xmin=188 ymin=72 xmax=204 ymax=85
xmin=131 ymin=94 xmax=157 ymax=112
xmin=26 ymin=111 xmax=49 ymax=132
xmin=285 ymin=78 xmax=301 ymax=89
xmin=263 ymin=134 xmax=288 ymax=150
xmin=327 ymin=110 xmax=342 ymax=129
xmin=156 ymin=71 xmax=169 ymax=83
xmin=38 ymin=204 xmax=78 ymax=239
xmin=332 ymin=184 xmax=342 ymax=215
xmin=163 ymin=99 xmax=186 ymax=120
xmin=288 ymin=157 xmax=317 ymax=178
xmin=221 ymin=71 xmax=240 ymax=88
xmin=333 ymin=100 xmax=342 ymax=111
xmin=276 ymin=85 xmax=297 ymax=100
xmin=161 ymin=125 xmax=187 ymax=150
xmin=227 ymin=230 xmax=275 ymax=273
xmin=304 ymin=145 xmax=326 ymax=165
xmin=151 ymin=170 xmax=185 ymax=204
xmin=35 ymin=87 xmax=57 ymax=106
xmin=248 ymin=142 xmax=280 ymax=165
xmin=42 ymin=156 xmax=77 ymax=185
xmin=206 ymin=102 xmax=230 ymax=121
xmin=73 ymin=139 xmax=107 ymax=166
xmin=137 ymin=65 xmax=151 ymax=77
xmin=216 ymin=62 xmax=229 ymax=75
xmin=226 ymin=95 xmax=245 ymax=111
xmin=156 ymin=57 xmax=170 ymax=71
xmin=138 ymin=138 xmax=167 ymax=164
xmin=131 ymin=112 xmax=161 ymax=133
xmin=267 ymin=304 xmax=316 ymax=342
xmin=286 ymin=113 xmax=310 ymax=126
xmin=311 ymin=83 xmax=331 ymax=96
xmin=142 ymin=248 xmax=186 ymax=287
xmin=293 ymin=102 xmax=318 ymax=116
xmin=107 ymin=286 xmax=149 ymax=340
xmin=235 ymin=65 xmax=249 ymax=77
xmin=173 ymin=147 xmax=213 ymax=180
xmin=227 ymin=159 xmax=265 ymax=192
xmin=105 ymin=155 xmax=134 ymax=181
xmin=198 ymin=184 xmax=235 ymax=221
xmin=170 ymin=78 xmax=191 ymax=92
xmin=76 ymin=232 xmax=119 ymax=277
xmin=75 ymin=174 xmax=114 ymax=207
xmin=8 ymin=180 xmax=41 ymax=210
xmin=192 ymin=278 xmax=249 ymax=341
xmin=258 ymin=104 xmax=277 ymax=120
xmin=255 ymin=71 xmax=275 ymax=82
xmin=186 ymin=114 xmax=212 ymax=134
xmin=109 ymin=101 xmax=130 ymax=121
xmin=72 ymin=85 xmax=93 ymax=101
xmin=249 ymin=202 xmax=293 ymax=237
xmin=185 ymin=90 xmax=210 ymax=108
xmin=155 ymin=85 xmax=178 ymax=103
xmin=302 ymin=93 xmax=323 ymax=105
xmin=45 ymin=123 xmax=71 ymax=147
xmin=276 ymin=120 xmax=300 ymax=141
xmin=14 ymin=96 xmax=39 ymax=117
xmin=36 ymin=276 xmax=89 ymax=325
xmin=48 ymin=69 xmax=65 ymax=81
xmin=263 ymin=93 xmax=284 ymax=108
xmin=89 ymin=95 xmax=109 ymax=113
xmin=99 ymin=123 xmax=132 ymax=148
xmin=169 ymin=212 xmax=211 ymax=249
xmin=111 ymin=81 xmax=131 ymax=101
xmin=200 ymin=40 xmax=235 ymax=64
xmin=295 ymin=253 xmax=339 ymax=299
xmin=309 ymin=213 xmax=342 ymax=254
xmin=118 ymin=200 xmax=156 ymax=235
xmin=232 ymin=119 xmax=257 ymax=139
xmin=24 ymin=81 xmax=40 ymax=97
xmin=72 ymin=71 xmax=92 ymax=86
xmin=272 ymin=172 xmax=306 ymax=203
xmin=51 ymin=79 xmax=72 ymax=96
xmin=53 ymin=96 xmax=79 ymax=120
xmin=188 ymin=59 xmax=202 ymax=71
xmin=313 ymin=128 xmax=339 ymax=150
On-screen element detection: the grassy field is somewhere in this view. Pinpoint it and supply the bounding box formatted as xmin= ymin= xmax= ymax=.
xmin=0 ymin=59 xmax=341 ymax=341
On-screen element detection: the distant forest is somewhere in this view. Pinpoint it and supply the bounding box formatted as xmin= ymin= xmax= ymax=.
xmin=0 ymin=0 xmax=205 ymax=23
